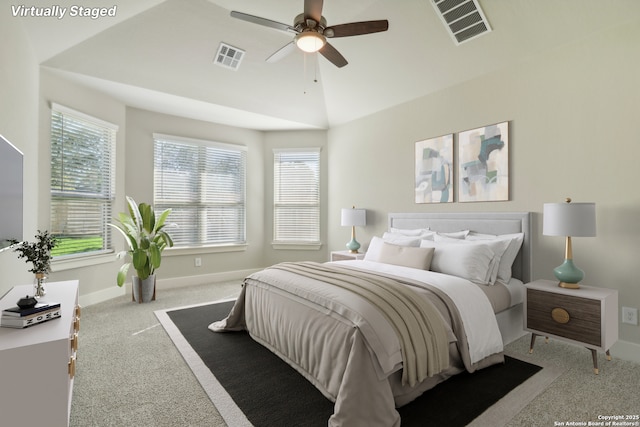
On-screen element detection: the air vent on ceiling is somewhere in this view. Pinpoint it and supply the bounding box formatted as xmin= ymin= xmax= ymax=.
xmin=431 ymin=0 xmax=491 ymax=45
xmin=214 ymin=42 xmax=245 ymax=70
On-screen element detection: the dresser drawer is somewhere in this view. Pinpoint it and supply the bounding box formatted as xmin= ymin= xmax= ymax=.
xmin=526 ymin=288 xmax=601 ymax=346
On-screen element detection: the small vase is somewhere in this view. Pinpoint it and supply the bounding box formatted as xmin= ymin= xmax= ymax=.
xmin=34 ymin=273 xmax=47 ymax=298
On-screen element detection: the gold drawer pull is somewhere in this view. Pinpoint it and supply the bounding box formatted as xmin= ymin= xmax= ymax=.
xmin=74 ymin=317 xmax=81 ymax=332
xmin=70 ymin=333 xmax=79 ymax=352
xmin=551 ymin=307 xmax=570 ymax=324
xmin=68 ymin=356 xmax=76 ymax=379
xmin=75 ymin=305 xmax=82 ymax=318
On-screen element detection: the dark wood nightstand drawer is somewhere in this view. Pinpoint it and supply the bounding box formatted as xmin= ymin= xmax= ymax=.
xmin=526 ymin=288 xmax=601 ymax=346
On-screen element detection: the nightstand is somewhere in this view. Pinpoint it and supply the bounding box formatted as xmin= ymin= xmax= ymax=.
xmin=524 ymin=279 xmax=618 ymax=374
xmin=330 ymin=250 xmax=365 ymax=261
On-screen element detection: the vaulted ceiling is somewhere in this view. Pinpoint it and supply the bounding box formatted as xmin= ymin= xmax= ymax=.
xmin=18 ymin=0 xmax=640 ymax=130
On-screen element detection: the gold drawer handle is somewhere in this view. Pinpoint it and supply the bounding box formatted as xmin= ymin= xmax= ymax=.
xmin=75 ymin=305 xmax=82 ymax=318
xmin=551 ymin=307 xmax=570 ymax=324
xmin=74 ymin=317 xmax=81 ymax=332
xmin=68 ymin=356 xmax=76 ymax=379
xmin=70 ymin=333 xmax=79 ymax=352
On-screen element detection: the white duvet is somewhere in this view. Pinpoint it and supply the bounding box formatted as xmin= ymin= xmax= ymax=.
xmin=334 ymin=260 xmax=504 ymax=364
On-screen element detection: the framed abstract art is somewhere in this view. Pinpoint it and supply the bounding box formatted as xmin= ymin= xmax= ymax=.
xmin=458 ymin=122 xmax=509 ymax=202
xmin=415 ymin=134 xmax=453 ymax=203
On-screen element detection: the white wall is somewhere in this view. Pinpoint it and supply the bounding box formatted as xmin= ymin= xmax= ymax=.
xmin=0 ymin=12 xmax=41 ymax=293
xmin=326 ymin=19 xmax=640 ymax=349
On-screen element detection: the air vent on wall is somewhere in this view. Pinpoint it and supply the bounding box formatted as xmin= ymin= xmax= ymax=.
xmin=431 ymin=0 xmax=491 ymax=45
xmin=214 ymin=42 xmax=245 ymax=70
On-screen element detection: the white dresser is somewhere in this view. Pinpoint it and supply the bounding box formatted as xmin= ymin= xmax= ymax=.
xmin=0 ymin=280 xmax=80 ymax=426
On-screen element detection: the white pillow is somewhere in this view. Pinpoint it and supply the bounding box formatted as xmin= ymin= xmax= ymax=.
xmin=466 ymin=232 xmax=524 ymax=282
xmin=420 ymin=239 xmax=497 ymax=285
xmin=419 ymin=229 xmax=470 ymax=241
xmin=381 ymin=232 xmax=422 ymax=247
xmin=432 ymin=235 xmax=510 ymax=284
xmin=364 ymin=236 xmax=385 ymax=262
xmin=390 ymin=227 xmax=430 ymax=237
xmin=377 ymin=242 xmax=434 ymax=270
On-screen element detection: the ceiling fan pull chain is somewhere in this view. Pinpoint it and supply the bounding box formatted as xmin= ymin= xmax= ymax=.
xmin=303 ymin=52 xmax=308 ymax=94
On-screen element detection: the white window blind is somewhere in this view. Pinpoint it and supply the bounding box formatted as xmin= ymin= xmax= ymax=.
xmin=273 ymin=148 xmax=320 ymax=243
xmin=154 ymin=134 xmax=246 ymax=247
xmin=50 ymin=103 xmax=117 ymax=257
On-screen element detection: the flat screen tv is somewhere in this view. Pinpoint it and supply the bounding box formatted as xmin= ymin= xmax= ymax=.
xmin=0 ymin=134 xmax=23 ymax=251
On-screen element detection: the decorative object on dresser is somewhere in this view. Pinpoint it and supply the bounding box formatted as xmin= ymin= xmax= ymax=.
xmin=340 ymin=205 xmax=366 ymax=253
xmin=110 ymin=196 xmax=175 ymax=303
xmin=9 ymin=229 xmax=57 ymax=298
xmin=330 ymin=250 xmax=365 ymax=261
xmin=543 ymin=198 xmax=596 ymax=289
xmin=0 ymin=280 xmax=80 ymax=426
xmin=524 ymin=279 xmax=618 ymax=374
xmin=2 ymin=299 xmax=62 ymax=328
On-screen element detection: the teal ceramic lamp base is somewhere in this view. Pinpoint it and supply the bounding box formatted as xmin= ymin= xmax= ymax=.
xmin=553 ymin=258 xmax=584 ymax=289
xmin=346 ymin=237 xmax=361 ymax=254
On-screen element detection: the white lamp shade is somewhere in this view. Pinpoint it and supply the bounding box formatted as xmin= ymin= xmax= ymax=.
xmin=543 ymin=202 xmax=596 ymax=237
xmin=341 ymin=208 xmax=366 ymax=227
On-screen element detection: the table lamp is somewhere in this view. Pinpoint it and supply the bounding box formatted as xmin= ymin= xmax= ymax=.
xmin=543 ymin=198 xmax=596 ymax=289
xmin=341 ymin=206 xmax=366 ymax=253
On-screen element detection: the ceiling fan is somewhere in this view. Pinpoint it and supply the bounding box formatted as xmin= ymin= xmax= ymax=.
xmin=230 ymin=0 xmax=389 ymax=68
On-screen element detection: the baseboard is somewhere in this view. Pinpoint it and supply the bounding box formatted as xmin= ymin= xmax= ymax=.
xmin=79 ymin=269 xmax=258 ymax=307
xmin=79 ymin=285 xmax=125 ymax=307
xmin=155 ymin=269 xmax=260 ymax=289
xmin=611 ymin=339 xmax=640 ymax=364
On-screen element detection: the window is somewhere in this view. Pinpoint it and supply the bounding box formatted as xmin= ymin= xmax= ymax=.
xmin=273 ymin=148 xmax=320 ymax=245
xmin=50 ymin=103 xmax=117 ymax=258
xmin=153 ymin=134 xmax=246 ymax=247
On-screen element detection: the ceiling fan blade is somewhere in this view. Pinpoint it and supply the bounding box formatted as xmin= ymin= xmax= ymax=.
xmin=319 ymin=42 xmax=348 ymax=68
xmin=325 ymin=20 xmax=389 ymax=38
xmin=266 ymin=41 xmax=297 ymax=63
xmin=230 ymin=11 xmax=296 ymax=34
xmin=304 ymin=0 xmax=324 ymax=23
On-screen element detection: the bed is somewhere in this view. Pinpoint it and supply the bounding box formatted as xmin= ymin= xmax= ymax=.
xmin=210 ymin=212 xmax=531 ymax=427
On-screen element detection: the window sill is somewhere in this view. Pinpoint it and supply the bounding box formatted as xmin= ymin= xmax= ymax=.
xmin=271 ymin=242 xmax=323 ymax=251
xmin=52 ymin=252 xmax=116 ymax=272
xmin=164 ymin=244 xmax=248 ymax=256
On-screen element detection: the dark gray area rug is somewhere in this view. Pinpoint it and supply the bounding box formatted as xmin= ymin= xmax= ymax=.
xmin=158 ymin=300 xmax=543 ymax=427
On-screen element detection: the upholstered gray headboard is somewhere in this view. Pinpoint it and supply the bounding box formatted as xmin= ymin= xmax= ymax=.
xmin=388 ymin=212 xmax=532 ymax=283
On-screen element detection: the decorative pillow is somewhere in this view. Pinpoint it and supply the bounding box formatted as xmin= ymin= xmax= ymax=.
xmin=377 ymin=242 xmax=435 ymax=270
xmin=419 ymin=239 xmax=497 ymax=285
xmin=466 ymin=232 xmax=524 ymax=283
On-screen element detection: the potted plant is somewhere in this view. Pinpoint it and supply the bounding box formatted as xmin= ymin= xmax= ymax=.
xmin=10 ymin=230 xmax=58 ymax=298
xmin=110 ymin=196 xmax=175 ymax=303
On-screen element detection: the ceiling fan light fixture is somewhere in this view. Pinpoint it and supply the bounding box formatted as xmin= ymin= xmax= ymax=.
xmin=295 ymin=31 xmax=326 ymax=53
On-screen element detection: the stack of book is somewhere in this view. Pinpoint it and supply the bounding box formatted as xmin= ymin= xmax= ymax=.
xmin=1 ymin=301 xmax=62 ymax=329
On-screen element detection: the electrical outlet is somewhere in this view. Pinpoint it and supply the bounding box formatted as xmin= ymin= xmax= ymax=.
xmin=194 ymin=257 xmax=202 ymax=267
xmin=622 ymin=307 xmax=638 ymax=325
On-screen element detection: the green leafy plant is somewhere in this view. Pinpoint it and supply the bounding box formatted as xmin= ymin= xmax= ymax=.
xmin=10 ymin=230 xmax=58 ymax=274
xmin=109 ymin=196 xmax=175 ymax=287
